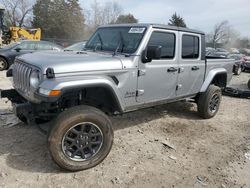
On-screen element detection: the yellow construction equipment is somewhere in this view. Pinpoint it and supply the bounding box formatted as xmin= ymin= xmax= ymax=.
xmin=9 ymin=27 xmax=41 ymax=42
xmin=0 ymin=5 xmax=41 ymax=45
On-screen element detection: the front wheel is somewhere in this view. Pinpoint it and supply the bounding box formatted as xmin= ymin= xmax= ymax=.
xmin=197 ymin=85 xmax=222 ymax=119
xmin=48 ymin=105 xmax=113 ymax=171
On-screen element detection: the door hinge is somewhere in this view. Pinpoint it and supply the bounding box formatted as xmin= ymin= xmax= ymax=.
xmin=138 ymin=69 xmax=146 ymax=77
xmin=136 ymin=89 xmax=144 ymax=96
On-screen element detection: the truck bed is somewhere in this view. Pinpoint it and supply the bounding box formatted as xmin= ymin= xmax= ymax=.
xmin=206 ymin=57 xmax=235 ymax=84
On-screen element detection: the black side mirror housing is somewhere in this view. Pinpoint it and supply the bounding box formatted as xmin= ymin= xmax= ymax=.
xmin=15 ymin=47 xmax=21 ymax=52
xmin=141 ymin=45 xmax=162 ymax=63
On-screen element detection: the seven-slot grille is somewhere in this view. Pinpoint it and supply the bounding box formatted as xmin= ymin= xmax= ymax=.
xmin=13 ymin=60 xmax=33 ymax=93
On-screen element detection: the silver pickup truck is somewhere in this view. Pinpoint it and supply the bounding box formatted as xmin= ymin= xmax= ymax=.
xmin=0 ymin=24 xmax=234 ymax=171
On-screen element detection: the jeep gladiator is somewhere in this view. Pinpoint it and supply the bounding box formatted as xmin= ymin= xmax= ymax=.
xmin=0 ymin=24 xmax=234 ymax=171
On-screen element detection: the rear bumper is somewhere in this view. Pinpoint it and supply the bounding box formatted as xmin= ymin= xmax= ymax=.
xmin=244 ymin=63 xmax=250 ymax=70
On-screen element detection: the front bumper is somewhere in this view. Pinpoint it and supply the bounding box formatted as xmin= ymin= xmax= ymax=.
xmin=0 ymin=89 xmax=58 ymax=124
xmin=0 ymin=89 xmax=32 ymax=123
xmin=0 ymin=89 xmax=25 ymax=103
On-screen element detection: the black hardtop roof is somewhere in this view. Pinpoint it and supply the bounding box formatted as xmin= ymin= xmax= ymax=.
xmin=100 ymin=23 xmax=205 ymax=35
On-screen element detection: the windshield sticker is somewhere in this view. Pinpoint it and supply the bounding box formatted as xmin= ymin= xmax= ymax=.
xmin=129 ymin=27 xmax=145 ymax=33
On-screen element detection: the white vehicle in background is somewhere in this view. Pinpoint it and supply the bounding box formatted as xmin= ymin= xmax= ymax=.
xmin=64 ymin=41 xmax=87 ymax=52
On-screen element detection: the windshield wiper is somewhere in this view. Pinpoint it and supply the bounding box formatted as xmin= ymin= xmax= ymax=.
xmin=113 ymin=31 xmax=125 ymax=56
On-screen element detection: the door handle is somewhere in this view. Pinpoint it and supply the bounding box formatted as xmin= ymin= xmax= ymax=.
xmin=167 ymin=67 xmax=178 ymax=72
xmin=191 ymin=66 xmax=199 ymax=71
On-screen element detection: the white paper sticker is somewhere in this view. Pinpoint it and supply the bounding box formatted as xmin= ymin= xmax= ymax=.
xmin=128 ymin=27 xmax=145 ymax=34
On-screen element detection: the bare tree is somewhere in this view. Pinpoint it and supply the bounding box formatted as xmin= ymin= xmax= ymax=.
xmin=0 ymin=0 xmax=33 ymax=27
xmin=87 ymin=0 xmax=122 ymax=31
xmin=223 ymin=28 xmax=241 ymax=49
xmin=88 ymin=0 xmax=103 ymax=29
xmin=103 ymin=1 xmax=122 ymax=24
xmin=210 ymin=20 xmax=230 ymax=48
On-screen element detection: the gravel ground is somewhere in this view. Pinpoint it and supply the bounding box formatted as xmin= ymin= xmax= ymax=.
xmin=0 ymin=71 xmax=249 ymax=188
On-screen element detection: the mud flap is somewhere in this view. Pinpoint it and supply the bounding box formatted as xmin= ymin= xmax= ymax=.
xmin=223 ymin=87 xmax=250 ymax=99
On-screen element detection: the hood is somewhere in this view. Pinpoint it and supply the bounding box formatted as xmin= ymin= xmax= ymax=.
xmin=0 ymin=48 xmax=9 ymax=52
xmin=17 ymin=51 xmax=123 ymax=74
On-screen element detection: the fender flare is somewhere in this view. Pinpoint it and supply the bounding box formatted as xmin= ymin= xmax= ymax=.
xmin=39 ymin=77 xmax=125 ymax=112
xmin=200 ymin=68 xmax=227 ymax=92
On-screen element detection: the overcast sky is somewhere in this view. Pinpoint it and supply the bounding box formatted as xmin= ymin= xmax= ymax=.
xmin=80 ymin=0 xmax=250 ymax=37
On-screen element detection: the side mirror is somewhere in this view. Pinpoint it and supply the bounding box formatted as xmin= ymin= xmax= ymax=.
xmin=15 ymin=47 xmax=21 ymax=52
xmin=141 ymin=45 xmax=162 ymax=63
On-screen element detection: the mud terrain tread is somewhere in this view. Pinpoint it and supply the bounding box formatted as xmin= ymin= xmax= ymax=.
xmin=197 ymin=85 xmax=222 ymax=119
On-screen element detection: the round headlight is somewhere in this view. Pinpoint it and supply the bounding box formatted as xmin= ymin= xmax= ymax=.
xmin=30 ymin=70 xmax=40 ymax=88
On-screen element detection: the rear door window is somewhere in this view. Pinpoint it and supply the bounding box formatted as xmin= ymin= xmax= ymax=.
xmin=182 ymin=35 xmax=199 ymax=59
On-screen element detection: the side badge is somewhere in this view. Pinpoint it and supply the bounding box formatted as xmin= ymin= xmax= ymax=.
xmin=125 ymin=91 xmax=136 ymax=98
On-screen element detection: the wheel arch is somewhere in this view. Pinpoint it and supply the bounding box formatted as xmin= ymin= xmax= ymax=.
xmin=59 ymin=83 xmax=124 ymax=114
xmin=200 ymin=68 xmax=227 ymax=92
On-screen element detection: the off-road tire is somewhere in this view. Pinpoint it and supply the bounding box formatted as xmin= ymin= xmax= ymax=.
xmin=0 ymin=57 xmax=8 ymax=71
xmin=48 ymin=105 xmax=113 ymax=171
xmin=197 ymin=85 xmax=222 ymax=119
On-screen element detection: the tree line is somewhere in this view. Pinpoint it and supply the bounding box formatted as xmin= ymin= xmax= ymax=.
xmin=206 ymin=20 xmax=249 ymax=49
xmin=0 ymin=0 xmax=248 ymax=48
xmin=0 ymin=0 xmax=138 ymax=41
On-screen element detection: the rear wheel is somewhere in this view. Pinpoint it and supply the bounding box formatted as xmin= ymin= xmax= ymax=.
xmin=197 ymin=85 xmax=222 ymax=119
xmin=0 ymin=57 xmax=8 ymax=71
xmin=48 ymin=105 xmax=113 ymax=171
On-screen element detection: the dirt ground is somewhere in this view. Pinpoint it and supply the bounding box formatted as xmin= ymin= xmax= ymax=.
xmin=0 ymin=71 xmax=249 ymax=188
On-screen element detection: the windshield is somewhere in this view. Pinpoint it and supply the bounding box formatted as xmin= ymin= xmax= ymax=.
xmin=85 ymin=27 xmax=147 ymax=54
